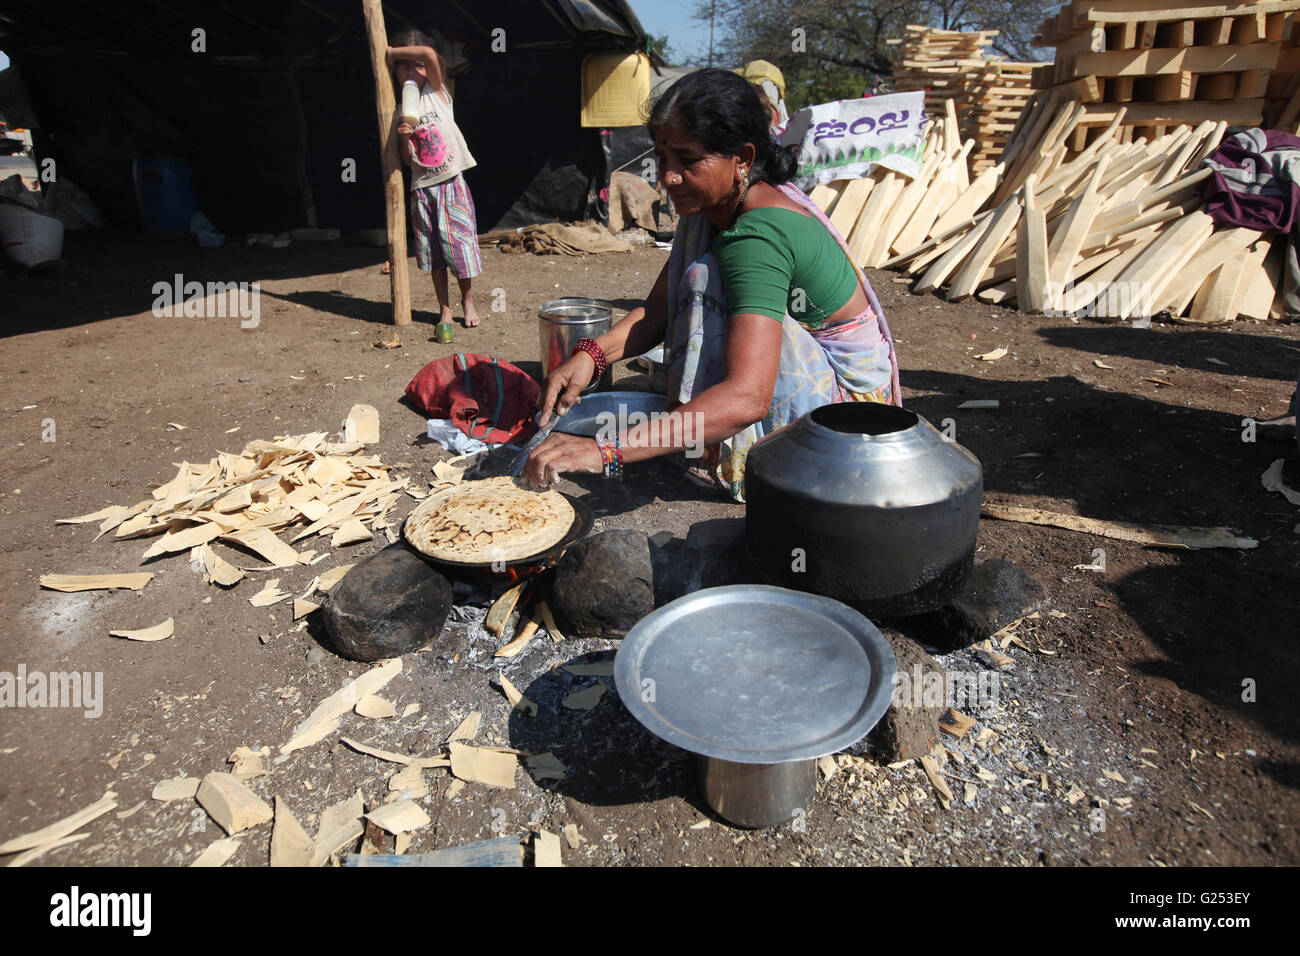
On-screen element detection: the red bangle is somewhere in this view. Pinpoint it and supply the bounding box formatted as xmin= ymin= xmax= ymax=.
xmin=572 ymin=338 xmax=607 ymax=385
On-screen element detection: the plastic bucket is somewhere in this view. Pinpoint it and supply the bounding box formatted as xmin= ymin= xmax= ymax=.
xmin=132 ymin=155 xmax=198 ymax=236
xmin=0 ymin=204 xmax=65 ymax=266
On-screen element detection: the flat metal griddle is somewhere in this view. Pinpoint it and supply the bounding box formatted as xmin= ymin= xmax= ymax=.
xmin=615 ymin=585 xmax=897 ymax=764
xmin=407 ymin=491 xmax=593 ymax=573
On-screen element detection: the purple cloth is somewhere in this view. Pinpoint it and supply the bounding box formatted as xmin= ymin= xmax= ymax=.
xmin=1203 ymin=128 xmax=1300 ymax=232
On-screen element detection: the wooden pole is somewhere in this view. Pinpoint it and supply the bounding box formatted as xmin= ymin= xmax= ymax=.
xmin=361 ymin=0 xmax=412 ymax=326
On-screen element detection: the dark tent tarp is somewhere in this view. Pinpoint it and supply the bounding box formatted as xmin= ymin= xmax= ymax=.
xmin=0 ymin=0 xmax=649 ymax=232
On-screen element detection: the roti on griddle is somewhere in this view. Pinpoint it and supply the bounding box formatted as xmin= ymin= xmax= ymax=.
xmin=404 ymin=477 xmax=575 ymax=563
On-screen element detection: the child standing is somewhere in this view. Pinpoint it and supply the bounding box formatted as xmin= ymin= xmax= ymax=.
xmin=387 ymin=32 xmax=483 ymax=327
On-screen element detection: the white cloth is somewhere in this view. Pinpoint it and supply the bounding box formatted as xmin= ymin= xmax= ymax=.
xmin=425 ymin=418 xmax=489 ymax=456
xmin=410 ymin=83 xmax=476 ymax=190
xmin=779 ymin=91 xmax=927 ymax=191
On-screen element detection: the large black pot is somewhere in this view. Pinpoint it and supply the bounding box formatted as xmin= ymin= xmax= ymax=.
xmin=744 ymin=403 xmax=983 ymax=618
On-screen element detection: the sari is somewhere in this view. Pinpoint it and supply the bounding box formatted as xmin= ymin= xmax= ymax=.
xmin=662 ymin=181 xmax=901 ymax=500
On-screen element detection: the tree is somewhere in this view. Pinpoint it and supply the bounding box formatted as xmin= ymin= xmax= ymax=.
xmin=692 ymin=0 xmax=1053 ymax=111
xmin=646 ymin=32 xmax=675 ymax=64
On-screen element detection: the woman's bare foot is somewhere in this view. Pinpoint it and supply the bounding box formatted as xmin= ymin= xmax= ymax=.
xmin=463 ymin=302 xmax=481 ymax=328
xmin=381 ymin=260 xmax=391 ymax=275
xmin=438 ymin=306 xmax=454 ymax=326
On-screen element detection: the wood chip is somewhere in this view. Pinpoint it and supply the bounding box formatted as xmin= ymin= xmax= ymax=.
xmin=919 ymin=754 xmax=953 ymax=807
xmin=449 ymin=741 xmax=518 ymax=789
xmin=562 ymin=683 xmax=606 ymax=711
xmin=496 ymin=617 xmax=539 ymax=658
xmin=1103 ymin=769 xmax=1127 ymax=783
xmin=193 ymin=544 xmax=244 ymax=586
xmin=249 ymin=579 xmax=290 ymax=607
xmin=4 ymin=832 xmax=88 ymax=867
xmin=1093 ymin=358 xmax=1115 ymax=369
xmin=401 ymin=703 xmax=420 ymax=719
xmin=343 ymin=404 xmax=380 ymax=445
xmin=109 ymin=618 xmax=175 ymax=642
xmin=316 ymin=564 xmax=355 ymax=592
xmin=270 ymin=796 xmax=314 ymax=867
xmin=1262 ymin=458 xmax=1300 ymax=507
xmin=331 ymin=518 xmax=372 ymax=547
xmin=195 ymin=773 xmax=273 ymax=835
xmin=981 ymin=503 xmax=1257 ymax=550
xmin=976 ymin=346 xmax=1009 ymax=361
xmin=499 ymin=674 xmax=538 ymax=716
xmin=191 ymin=837 xmax=241 ymax=867
xmin=1067 ymin=784 xmax=1086 ymax=806
xmin=223 ymin=528 xmax=302 ymax=567
xmin=311 ymin=791 xmax=365 ymax=866
xmin=0 ymin=793 xmax=117 ymax=854
xmin=339 ymin=737 xmax=448 ymax=769
xmin=227 ymin=746 xmax=269 ymax=780
xmin=152 ymin=777 xmax=200 ymax=802
xmin=40 ymin=573 xmax=152 ymax=592
xmin=447 ymin=711 xmax=481 ymax=743
xmin=540 ymin=601 xmax=565 ymax=643
xmin=485 ymin=582 xmax=526 ymax=637
xmin=562 ymin=661 xmax=615 ymax=677
xmin=938 ymin=708 xmax=977 ymax=739
xmin=141 ymin=521 xmax=222 ymax=560
xmin=388 ymin=763 xmax=428 ymax=798
xmin=526 ymin=752 xmax=567 ymax=781
xmin=280 ymin=658 xmax=403 ymax=755
xmin=957 ymin=399 xmax=999 ymax=409
xmin=365 ymin=800 xmax=430 ymax=835
xmin=534 ymin=829 xmax=563 ymax=867
xmin=57 ymin=505 xmax=130 ymax=524
xmin=562 ymin=824 xmax=585 ymax=849
xmin=293 ymin=598 xmax=320 ymax=619
xmin=355 ymin=694 xmax=397 ymax=719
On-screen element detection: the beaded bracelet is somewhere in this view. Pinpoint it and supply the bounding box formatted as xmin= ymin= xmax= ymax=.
xmin=596 ymin=437 xmax=623 ymax=480
xmin=572 ymin=337 xmax=607 ymax=386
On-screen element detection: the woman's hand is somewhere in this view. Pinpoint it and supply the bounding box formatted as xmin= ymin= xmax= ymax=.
xmin=537 ymin=352 xmax=596 ymax=427
xmin=522 ymin=434 xmax=603 ymax=489
xmin=397 ymin=121 xmax=415 ymax=139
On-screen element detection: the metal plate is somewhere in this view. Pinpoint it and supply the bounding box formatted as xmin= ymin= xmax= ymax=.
xmin=553 ymin=391 xmax=667 ymax=437
xmin=406 ymin=492 xmax=593 ymax=572
xmin=615 ymin=585 xmax=897 ymax=764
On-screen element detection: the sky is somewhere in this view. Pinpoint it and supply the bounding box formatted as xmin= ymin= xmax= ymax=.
xmin=0 ymin=52 xmax=8 ymax=71
xmin=628 ymin=0 xmax=714 ymax=64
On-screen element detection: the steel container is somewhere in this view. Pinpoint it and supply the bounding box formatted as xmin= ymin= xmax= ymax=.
xmin=538 ymin=298 xmax=613 ymax=392
xmin=745 ymin=402 xmax=983 ymax=618
xmin=695 ymin=755 xmax=816 ymax=828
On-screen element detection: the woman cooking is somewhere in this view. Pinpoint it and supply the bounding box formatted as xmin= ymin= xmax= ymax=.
xmin=525 ymin=69 xmax=901 ymax=500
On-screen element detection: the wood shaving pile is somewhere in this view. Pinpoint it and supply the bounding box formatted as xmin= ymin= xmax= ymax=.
xmin=57 ymin=431 xmax=409 ymax=584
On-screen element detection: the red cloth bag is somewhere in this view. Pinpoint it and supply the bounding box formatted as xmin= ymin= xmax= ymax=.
xmin=405 ymin=353 xmax=540 ymax=445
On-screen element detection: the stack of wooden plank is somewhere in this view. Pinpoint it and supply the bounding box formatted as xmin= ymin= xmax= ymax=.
xmin=1033 ymin=0 xmax=1300 ymax=142
xmin=969 ymin=61 xmax=1038 ymax=173
xmin=868 ymin=99 xmax=1280 ymax=323
xmin=891 ymin=26 xmax=1038 ymax=174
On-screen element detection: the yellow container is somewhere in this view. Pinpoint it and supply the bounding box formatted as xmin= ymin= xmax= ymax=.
xmin=580 ymin=51 xmax=651 ymax=127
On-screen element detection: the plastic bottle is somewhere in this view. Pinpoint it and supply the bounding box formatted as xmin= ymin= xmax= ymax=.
xmin=400 ymin=80 xmax=421 ymax=126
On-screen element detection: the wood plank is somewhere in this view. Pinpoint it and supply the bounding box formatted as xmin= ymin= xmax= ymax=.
xmin=1080 ymin=2 xmax=1300 ymax=26
xmin=1111 ymin=210 xmax=1217 ymax=318
xmin=947 ymin=195 xmax=1023 ymax=301
xmin=1048 ymin=155 xmax=1110 ymax=302
xmin=1017 ymin=176 xmax=1051 ymax=313
xmin=828 ymin=177 xmax=875 ymax=238
xmin=1238 ymin=239 xmax=1281 ymax=320
xmin=1070 ymin=44 xmax=1279 ymax=78
xmin=914 ymin=214 xmax=996 ymax=294
xmin=932 ymin=162 xmax=1003 ymax=236
xmin=1152 ymin=71 xmax=1196 ymax=101
xmin=1078 ymin=100 xmax=1264 ymax=125
xmin=1160 ymin=226 xmax=1261 ymax=314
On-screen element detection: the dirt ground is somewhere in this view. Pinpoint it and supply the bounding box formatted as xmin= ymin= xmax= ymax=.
xmin=1 ymin=228 xmax=1297 ymax=868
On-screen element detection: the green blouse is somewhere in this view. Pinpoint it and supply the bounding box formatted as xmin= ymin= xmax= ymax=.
xmin=712 ymin=207 xmax=859 ymax=328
